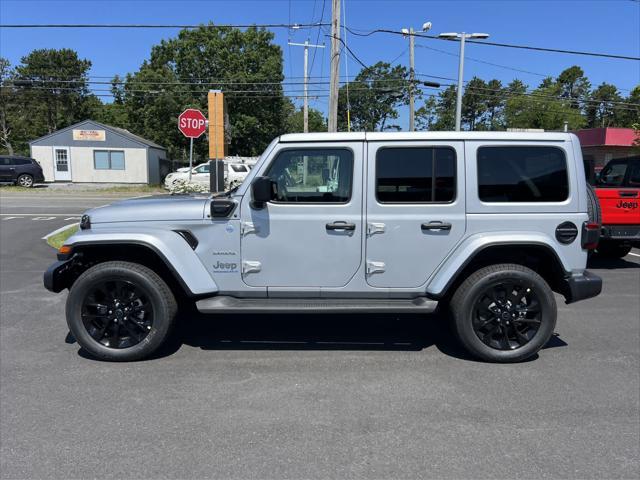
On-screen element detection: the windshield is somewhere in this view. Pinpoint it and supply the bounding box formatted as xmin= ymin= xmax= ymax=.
xmin=598 ymin=161 xmax=628 ymax=187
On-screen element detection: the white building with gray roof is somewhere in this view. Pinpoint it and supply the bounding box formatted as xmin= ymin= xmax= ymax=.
xmin=29 ymin=120 xmax=168 ymax=184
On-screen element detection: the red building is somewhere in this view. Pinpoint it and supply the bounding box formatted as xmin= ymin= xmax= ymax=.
xmin=574 ymin=127 xmax=639 ymax=171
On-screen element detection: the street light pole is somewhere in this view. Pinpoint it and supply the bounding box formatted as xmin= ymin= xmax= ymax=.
xmin=438 ymin=31 xmax=490 ymax=131
xmin=454 ymin=33 xmax=466 ymax=132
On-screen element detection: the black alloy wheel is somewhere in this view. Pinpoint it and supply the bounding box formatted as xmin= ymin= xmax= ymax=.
xmin=450 ymin=263 xmax=557 ymax=363
xmin=472 ymin=282 xmax=541 ymax=350
xmin=81 ymin=279 xmax=154 ymax=349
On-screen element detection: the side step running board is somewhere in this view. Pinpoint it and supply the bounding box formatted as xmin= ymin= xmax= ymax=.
xmin=196 ymin=296 xmax=438 ymax=314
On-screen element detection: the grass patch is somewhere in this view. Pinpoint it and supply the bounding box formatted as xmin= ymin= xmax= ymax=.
xmin=0 ymin=185 xmax=165 ymax=194
xmin=46 ymin=224 xmax=79 ymax=249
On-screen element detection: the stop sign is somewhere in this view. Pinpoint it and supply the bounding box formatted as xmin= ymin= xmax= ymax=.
xmin=178 ymin=108 xmax=207 ymax=138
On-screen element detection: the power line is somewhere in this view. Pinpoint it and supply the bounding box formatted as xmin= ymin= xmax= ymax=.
xmin=325 ymin=34 xmax=367 ymax=68
xmin=0 ymin=22 xmax=330 ymax=29
xmin=309 ymin=0 xmax=327 ymax=75
xmin=345 ymin=27 xmax=640 ymax=61
xmin=3 ymin=22 xmax=636 ymax=60
xmin=415 ymin=43 xmax=548 ymax=78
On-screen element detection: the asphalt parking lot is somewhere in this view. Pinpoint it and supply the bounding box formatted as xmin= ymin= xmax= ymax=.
xmin=1 ymin=192 xmax=639 ymax=479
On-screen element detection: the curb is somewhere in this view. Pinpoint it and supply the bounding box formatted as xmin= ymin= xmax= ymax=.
xmin=42 ymin=222 xmax=79 ymax=241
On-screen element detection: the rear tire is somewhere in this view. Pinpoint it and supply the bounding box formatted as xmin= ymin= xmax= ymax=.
xmin=586 ymin=184 xmax=601 ymax=225
xmin=16 ymin=174 xmax=34 ymax=188
xmin=595 ymin=241 xmax=632 ymax=259
xmin=66 ymin=261 xmax=177 ymax=361
xmin=450 ymin=264 xmax=557 ymax=363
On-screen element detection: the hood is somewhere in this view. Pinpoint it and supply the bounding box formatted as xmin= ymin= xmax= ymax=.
xmin=87 ymin=194 xmax=208 ymax=224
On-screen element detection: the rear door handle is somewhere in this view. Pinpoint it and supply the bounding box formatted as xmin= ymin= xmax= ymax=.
xmin=619 ymin=191 xmax=638 ymax=197
xmin=421 ymin=221 xmax=452 ymax=231
xmin=326 ymin=221 xmax=356 ymax=231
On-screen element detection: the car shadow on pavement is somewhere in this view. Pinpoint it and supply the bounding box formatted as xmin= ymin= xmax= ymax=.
xmin=71 ymin=311 xmax=569 ymax=363
xmin=587 ymin=256 xmax=640 ymax=269
xmin=164 ymin=311 xmax=566 ymax=362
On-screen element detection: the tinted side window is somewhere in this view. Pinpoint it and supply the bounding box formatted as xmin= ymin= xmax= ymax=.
xmin=478 ymin=146 xmax=569 ymax=202
xmin=13 ymin=158 xmax=32 ymax=165
xmin=627 ymin=162 xmax=640 ymax=187
xmin=266 ymin=148 xmax=353 ymax=203
xmin=376 ymin=147 xmax=456 ymax=203
xmin=0 ymin=158 xmax=11 ymax=166
xmin=598 ymin=161 xmax=627 ymax=187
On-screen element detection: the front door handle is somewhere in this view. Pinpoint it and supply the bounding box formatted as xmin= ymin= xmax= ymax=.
xmin=619 ymin=191 xmax=638 ymax=197
xmin=326 ymin=221 xmax=356 ymax=231
xmin=421 ymin=221 xmax=452 ymax=231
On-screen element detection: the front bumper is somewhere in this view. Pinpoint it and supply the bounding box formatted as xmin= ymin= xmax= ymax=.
xmin=563 ymin=270 xmax=602 ymax=304
xmin=43 ymin=258 xmax=76 ymax=293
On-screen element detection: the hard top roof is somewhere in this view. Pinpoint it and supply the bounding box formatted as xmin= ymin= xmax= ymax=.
xmin=279 ymin=131 xmax=574 ymax=143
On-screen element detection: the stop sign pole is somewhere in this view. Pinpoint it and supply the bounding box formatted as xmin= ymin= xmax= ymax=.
xmin=178 ymin=109 xmax=207 ymax=182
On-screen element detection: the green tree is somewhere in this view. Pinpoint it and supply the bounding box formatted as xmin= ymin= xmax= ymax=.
xmin=284 ymin=101 xmax=326 ymax=132
xmin=557 ymin=66 xmax=591 ymax=109
xmin=0 ymin=57 xmax=17 ymax=154
xmin=337 ymin=62 xmax=410 ymax=131
xmin=505 ymin=77 xmax=585 ymax=130
xmin=416 ymin=85 xmax=456 ymax=131
xmin=586 ymin=83 xmax=626 ymax=128
xmin=461 ymin=77 xmax=488 ymax=130
xmin=482 ymin=79 xmax=505 ymax=130
xmin=15 ymin=49 xmax=93 ymax=134
xmin=122 ymin=24 xmax=286 ymax=159
xmin=618 ymin=86 xmax=640 ymax=127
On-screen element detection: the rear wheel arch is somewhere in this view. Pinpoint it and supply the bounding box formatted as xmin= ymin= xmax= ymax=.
xmin=435 ymin=243 xmax=569 ymax=302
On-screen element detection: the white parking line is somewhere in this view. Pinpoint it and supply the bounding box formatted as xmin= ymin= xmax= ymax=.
xmin=628 ymin=252 xmax=640 ymax=258
xmin=1 ymin=213 xmax=81 ymax=216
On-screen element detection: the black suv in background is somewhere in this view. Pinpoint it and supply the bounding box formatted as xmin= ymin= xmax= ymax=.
xmin=0 ymin=156 xmax=45 ymax=187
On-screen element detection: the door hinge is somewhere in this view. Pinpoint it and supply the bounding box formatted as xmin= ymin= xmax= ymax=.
xmin=366 ymin=261 xmax=386 ymax=275
xmin=367 ymin=222 xmax=386 ymax=235
xmin=241 ymin=222 xmax=257 ymax=236
xmin=242 ymin=261 xmax=262 ymax=275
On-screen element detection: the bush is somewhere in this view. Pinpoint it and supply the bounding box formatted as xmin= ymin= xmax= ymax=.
xmin=169 ymin=179 xmax=209 ymax=195
xmin=169 ymin=178 xmax=244 ymax=195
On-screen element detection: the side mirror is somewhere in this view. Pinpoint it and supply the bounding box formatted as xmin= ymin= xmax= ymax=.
xmin=251 ymin=176 xmax=273 ymax=209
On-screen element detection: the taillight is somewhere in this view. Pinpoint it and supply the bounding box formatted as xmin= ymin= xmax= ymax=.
xmin=581 ymin=222 xmax=600 ymax=250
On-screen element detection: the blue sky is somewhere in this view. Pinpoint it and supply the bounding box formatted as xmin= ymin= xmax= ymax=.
xmin=1 ymin=0 xmax=639 ymax=128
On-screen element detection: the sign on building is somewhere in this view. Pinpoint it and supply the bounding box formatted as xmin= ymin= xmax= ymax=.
xmin=72 ymin=129 xmax=106 ymax=141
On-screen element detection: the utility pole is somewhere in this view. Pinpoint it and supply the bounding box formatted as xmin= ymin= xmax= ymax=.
xmin=409 ymin=27 xmax=415 ymax=131
xmin=288 ymin=39 xmax=325 ymax=132
xmin=403 ymin=22 xmax=431 ymax=131
xmin=437 ymin=31 xmax=490 ymax=131
xmin=328 ymin=0 xmax=341 ymax=132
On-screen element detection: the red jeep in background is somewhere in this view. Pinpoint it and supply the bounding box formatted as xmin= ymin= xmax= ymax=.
xmin=593 ymin=156 xmax=640 ymax=258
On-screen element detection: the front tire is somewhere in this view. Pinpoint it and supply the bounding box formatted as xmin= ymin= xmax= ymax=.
xmin=16 ymin=174 xmax=34 ymax=188
xmin=66 ymin=261 xmax=177 ymax=361
xmin=451 ymin=264 xmax=557 ymax=363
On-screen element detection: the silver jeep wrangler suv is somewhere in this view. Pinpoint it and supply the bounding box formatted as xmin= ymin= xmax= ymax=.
xmin=44 ymin=132 xmax=602 ymax=363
